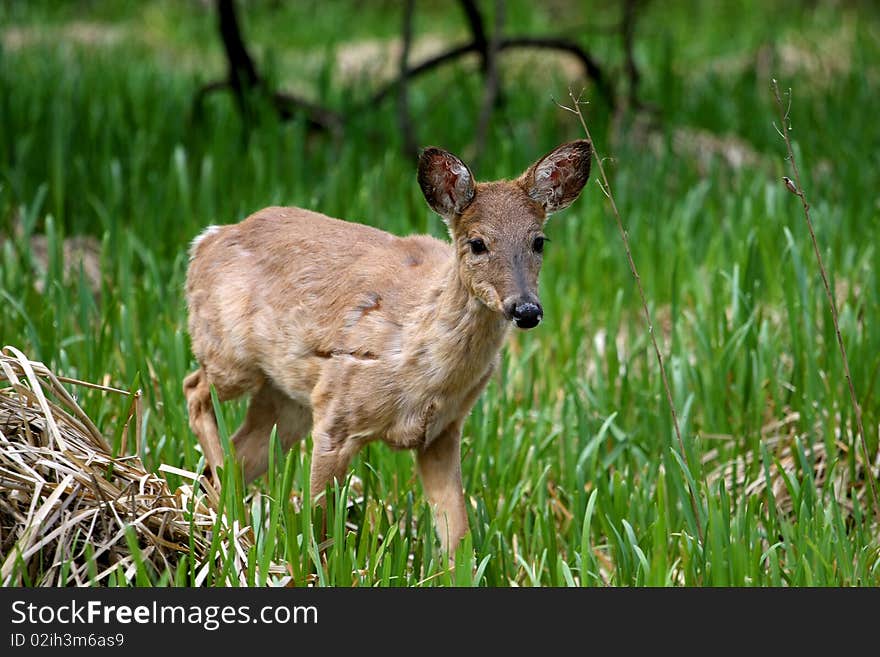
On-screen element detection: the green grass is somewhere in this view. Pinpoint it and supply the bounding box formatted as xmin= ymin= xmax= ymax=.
xmin=1 ymin=0 xmax=879 ymax=586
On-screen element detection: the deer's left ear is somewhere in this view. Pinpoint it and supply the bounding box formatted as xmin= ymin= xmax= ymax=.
xmin=520 ymin=140 xmax=592 ymax=215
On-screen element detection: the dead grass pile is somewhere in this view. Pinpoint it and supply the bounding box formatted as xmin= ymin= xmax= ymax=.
xmin=0 ymin=346 xmax=286 ymax=586
xmin=705 ymin=409 xmax=879 ymax=521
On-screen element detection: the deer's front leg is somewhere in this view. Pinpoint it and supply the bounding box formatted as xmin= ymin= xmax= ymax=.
xmin=417 ymin=423 xmax=469 ymax=556
xmin=309 ymin=423 xmax=360 ymax=504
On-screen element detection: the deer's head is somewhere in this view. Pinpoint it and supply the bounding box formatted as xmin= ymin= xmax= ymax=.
xmin=418 ymin=140 xmax=592 ymax=329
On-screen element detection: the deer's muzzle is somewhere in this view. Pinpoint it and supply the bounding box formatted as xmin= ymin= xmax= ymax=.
xmin=506 ymin=298 xmax=543 ymax=329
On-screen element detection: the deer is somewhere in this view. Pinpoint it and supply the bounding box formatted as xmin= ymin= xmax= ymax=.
xmin=183 ymin=139 xmax=592 ymax=554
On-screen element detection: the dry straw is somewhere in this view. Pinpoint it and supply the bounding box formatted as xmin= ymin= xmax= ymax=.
xmin=0 ymin=346 xmax=286 ymax=586
xmin=706 ymin=409 xmax=879 ymax=520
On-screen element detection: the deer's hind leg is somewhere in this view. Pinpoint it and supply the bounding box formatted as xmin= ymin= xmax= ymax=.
xmin=183 ymin=367 xmax=228 ymax=482
xmin=183 ymin=365 xmax=263 ymax=482
xmin=232 ymin=382 xmax=313 ymax=483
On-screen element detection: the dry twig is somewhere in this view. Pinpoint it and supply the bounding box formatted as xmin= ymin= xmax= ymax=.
xmin=770 ymin=78 xmax=879 ymax=521
xmin=557 ymin=89 xmax=704 ymax=542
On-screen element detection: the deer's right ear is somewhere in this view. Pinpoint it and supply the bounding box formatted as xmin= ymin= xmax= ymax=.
xmin=418 ymin=147 xmax=475 ymax=222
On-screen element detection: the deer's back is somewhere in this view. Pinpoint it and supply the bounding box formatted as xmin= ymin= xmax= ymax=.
xmin=186 ymin=206 xmax=450 ymax=402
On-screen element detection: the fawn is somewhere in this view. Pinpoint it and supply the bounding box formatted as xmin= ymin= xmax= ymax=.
xmin=183 ymin=140 xmax=591 ymax=553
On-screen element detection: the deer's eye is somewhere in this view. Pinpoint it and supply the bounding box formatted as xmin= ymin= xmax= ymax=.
xmin=468 ymin=238 xmax=488 ymax=255
xmin=532 ymin=236 xmax=548 ymax=254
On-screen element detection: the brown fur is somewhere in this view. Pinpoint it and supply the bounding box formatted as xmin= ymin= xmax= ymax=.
xmin=183 ymin=140 xmax=591 ymax=553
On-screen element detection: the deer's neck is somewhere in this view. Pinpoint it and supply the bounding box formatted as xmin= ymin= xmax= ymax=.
xmin=403 ymin=259 xmax=509 ymax=388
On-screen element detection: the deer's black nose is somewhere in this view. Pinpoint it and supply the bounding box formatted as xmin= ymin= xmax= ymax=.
xmin=511 ymin=301 xmax=543 ymax=329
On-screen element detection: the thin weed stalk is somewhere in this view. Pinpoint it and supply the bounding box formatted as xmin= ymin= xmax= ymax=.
xmin=770 ymin=79 xmax=879 ymax=522
xmin=557 ymin=89 xmax=704 ymax=542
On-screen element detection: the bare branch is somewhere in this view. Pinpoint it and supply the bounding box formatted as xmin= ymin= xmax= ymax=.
xmin=272 ymin=91 xmax=344 ymax=134
xmin=194 ymin=0 xmax=341 ymax=132
xmin=368 ymin=36 xmax=614 ymax=110
xmin=396 ymin=0 xmax=418 ymax=159
xmin=459 ymin=0 xmax=489 ymax=74
xmin=217 ymin=0 xmax=259 ymax=114
xmin=501 ymin=37 xmax=614 ymax=105
xmin=473 ymin=0 xmax=505 ymax=162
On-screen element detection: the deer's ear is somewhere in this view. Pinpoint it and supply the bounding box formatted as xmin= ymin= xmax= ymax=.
xmin=520 ymin=140 xmax=592 ymax=215
xmin=418 ymin=147 xmax=475 ymax=221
